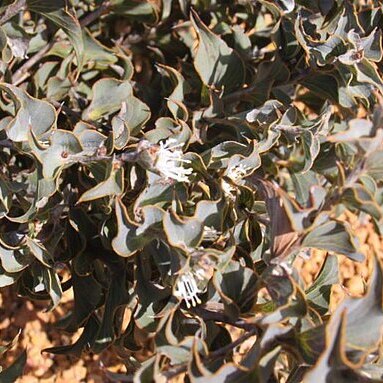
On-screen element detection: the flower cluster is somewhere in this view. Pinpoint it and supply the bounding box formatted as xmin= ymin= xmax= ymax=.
xmin=174 ymin=271 xmax=203 ymax=308
xmin=154 ymin=139 xmax=193 ymax=183
xmin=222 ymin=163 xmax=250 ymax=198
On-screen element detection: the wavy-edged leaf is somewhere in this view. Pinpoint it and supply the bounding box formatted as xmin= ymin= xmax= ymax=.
xmin=190 ymin=9 xmax=245 ymax=93
xmin=78 ymin=163 xmax=124 ymax=203
xmin=302 ymin=221 xmax=364 ymax=262
xmin=112 ymin=198 xmax=164 ymax=257
xmin=306 ymin=254 xmax=339 ymax=315
xmin=163 ymin=210 xmax=203 ymax=250
xmin=0 ymin=83 xmax=56 ymax=142
xmin=27 ymin=0 xmax=84 ymax=70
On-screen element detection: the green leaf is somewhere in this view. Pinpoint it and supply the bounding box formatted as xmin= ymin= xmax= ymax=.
xmin=112 ymin=199 xmax=164 ymax=257
xmin=303 ymin=309 xmax=382 ymax=383
xmin=0 ymin=244 xmax=31 ymax=273
xmin=42 ymin=267 xmax=62 ymax=311
xmin=0 ymin=350 xmax=26 ymax=383
xmin=44 ymin=316 xmax=100 ymax=358
xmin=213 ymin=260 xmax=258 ymax=316
xmin=83 ymin=79 xmax=135 ymax=121
xmin=163 ymin=210 xmax=203 ymax=250
xmin=0 ymin=83 xmax=56 ymax=142
xmin=365 ymin=149 xmax=383 ymax=180
xmin=342 ymin=184 xmax=382 ymax=221
xmin=355 ymin=59 xmax=383 ymax=93
xmin=158 ymin=64 xmax=189 ymax=121
xmin=83 ymin=29 xmax=118 ymax=69
xmin=112 ymin=92 xmax=150 ymax=140
xmin=78 ymin=163 xmax=124 ymax=203
xmin=339 ymin=257 xmax=383 ymax=355
xmin=299 ymin=131 xmax=320 ymax=173
xmin=110 ymin=0 xmax=158 ymax=22
xmin=190 ymin=10 xmax=245 ymax=93
xmin=29 ymin=129 xmax=83 ymax=179
xmin=306 ymin=254 xmax=339 ymax=315
xmin=25 ymin=237 xmax=54 ymax=267
xmin=302 ymin=220 xmax=364 ymax=262
xmin=27 ymin=0 xmax=84 ymax=71
xmin=92 ymin=269 xmax=129 ymax=353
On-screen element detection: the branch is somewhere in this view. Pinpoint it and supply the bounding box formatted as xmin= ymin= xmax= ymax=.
xmin=79 ymin=1 xmax=112 ymax=27
xmin=222 ymin=72 xmax=310 ymax=106
xmin=0 ymin=0 xmax=26 ymax=26
xmin=207 ymin=328 xmax=258 ymax=360
xmin=164 ymin=328 xmax=258 ymax=380
xmin=12 ymin=41 xmax=54 ymax=85
xmin=192 ymin=306 xmax=255 ymax=331
xmin=12 ymin=1 xmax=112 ymax=85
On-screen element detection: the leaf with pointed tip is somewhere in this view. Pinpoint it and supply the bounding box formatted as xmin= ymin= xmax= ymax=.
xmin=25 ymin=237 xmax=54 ymax=267
xmin=112 ymin=199 xmax=164 ymax=257
xmin=29 ymin=129 xmax=83 ymax=179
xmin=299 ymin=131 xmax=320 ymax=173
xmin=303 ymin=221 xmax=364 ymax=262
xmin=78 ymin=164 xmax=124 ymax=203
xmin=42 ymin=267 xmax=62 ymax=311
xmin=27 ymin=0 xmax=84 ymax=71
xmin=158 ymin=64 xmax=189 ymax=121
xmin=355 ymin=59 xmax=383 ymax=93
xmin=163 ymin=210 xmax=203 ymax=250
xmin=306 ymin=254 xmax=339 ymax=315
xmin=44 ymin=316 xmax=100 ymax=358
xmin=110 ymin=0 xmax=158 ymax=22
xmin=92 ymin=269 xmax=130 ymax=353
xmin=190 ymin=10 xmax=245 ymax=93
xmin=213 ymin=260 xmax=258 ymax=317
xmin=83 ymin=79 xmax=134 ymax=121
xmin=342 ymin=184 xmax=382 ymax=221
xmin=0 ymin=244 xmax=31 ymax=273
xmin=0 ymin=264 xmax=20 ymax=287
xmin=0 ymin=83 xmax=56 ymax=142
xmin=339 ymin=257 xmax=383 ymax=355
xmin=0 ymin=349 xmax=26 ymax=382
xmin=194 ymin=199 xmax=226 ymax=231
xmin=303 ymin=310 xmax=382 ymax=383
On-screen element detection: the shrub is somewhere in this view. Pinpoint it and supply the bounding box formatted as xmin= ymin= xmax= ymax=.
xmin=0 ymin=0 xmax=383 ymax=381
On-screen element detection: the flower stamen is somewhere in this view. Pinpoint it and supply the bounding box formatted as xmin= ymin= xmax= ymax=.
xmin=154 ymin=138 xmax=193 ymax=183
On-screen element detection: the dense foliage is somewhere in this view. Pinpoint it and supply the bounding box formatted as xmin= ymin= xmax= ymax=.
xmin=0 ymin=0 xmax=383 ymax=381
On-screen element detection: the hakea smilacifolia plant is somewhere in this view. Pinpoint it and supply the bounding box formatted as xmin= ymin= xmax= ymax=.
xmin=0 ymin=0 xmax=383 ymax=382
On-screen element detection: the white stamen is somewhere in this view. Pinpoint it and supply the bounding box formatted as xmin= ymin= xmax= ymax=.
xmin=202 ymin=226 xmax=220 ymax=241
xmin=154 ymin=138 xmax=193 ymax=183
xmin=174 ymin=271 xmax=202 ymax=308
xmin=227 ymin=163 xmax=249 ymax=182
xmin=223 ymin=163 xmax=250 ymax=198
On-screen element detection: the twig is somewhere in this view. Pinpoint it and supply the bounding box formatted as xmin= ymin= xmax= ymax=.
xmin=0 ymin=0 xmax=26 ymax=25
xmin=79 ymin=1 xmax=112 ymax=27
xmin=192 ymin=306 xmax=255 ymax=331
xmin=12 ymin=1 xmax=112 ymax=85
xmin=50 ymin=100 xmax=82 ymax=121
xmin=164 ymin=328 xmax=258 ymax=380
xmin=222 ymin=83 xmax=259 ymax=105
xmin=12 ymin=41 xmax=54 ymax=85
xmin=207 ymin=328 xmax=258 ymax=360
xmin=222 ymin=72 xmax=309 ymax=106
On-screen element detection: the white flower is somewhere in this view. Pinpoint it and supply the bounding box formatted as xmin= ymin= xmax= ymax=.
xmin=174 ymin=271 xmax=202 ymax=308
xmin=155 ymin=138 xmax=193 ymax=183
xmin=202 ymin=226 xmax=220 ymax=241
xmin=222 ymin=179 xmax=236 ymax=197
xmin=227 ymin=163 xmax=249 ymax=181
xmin=223 ymin=163 xmax=249 ymax=198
